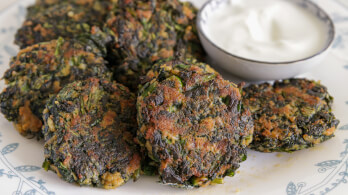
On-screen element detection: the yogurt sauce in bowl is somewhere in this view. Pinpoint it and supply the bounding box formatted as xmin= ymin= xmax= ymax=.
xmin=204 ymin=0 xmax=328 ymax=62
xmin=197 ymin=0 xmax=335 ymax=81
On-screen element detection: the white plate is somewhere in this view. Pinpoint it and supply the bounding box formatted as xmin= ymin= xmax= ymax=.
xmin=0 ymin=0 xmax=348 ymax=195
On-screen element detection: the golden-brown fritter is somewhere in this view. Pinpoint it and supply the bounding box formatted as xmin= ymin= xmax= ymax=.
xmin=43 ymin=78 xmax=140 ymax=189
xmin=137 ymin=58 xmax=253 ymax=188
xmin=0 ymin=37 xmax=111 ymax=138
xmin=243 ymin=79 xmax=340 ymax=152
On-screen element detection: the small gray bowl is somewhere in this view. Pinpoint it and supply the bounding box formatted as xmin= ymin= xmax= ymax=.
xmin=197 ymin=0 xmax=335 ymax=81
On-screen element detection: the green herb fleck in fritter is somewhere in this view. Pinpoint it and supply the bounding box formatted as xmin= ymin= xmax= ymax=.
xmin=137 ymin=58 xmax=254 ymax=188
xmin=43 ymin=78 xmax=140 ymax=189
xmin=105 ymin=0 xmax=205 ymax=91
xmin=243 ymin=79 xmax=340 ymax=152
xmin=0 ymin=37 xmax=111 ymax=138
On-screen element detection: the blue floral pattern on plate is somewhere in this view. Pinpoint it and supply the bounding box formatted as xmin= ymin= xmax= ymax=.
xmin=0 ymin=133 xmax=55 ymax=195
xmin=286 ymin=140 xmax=348 ymax=195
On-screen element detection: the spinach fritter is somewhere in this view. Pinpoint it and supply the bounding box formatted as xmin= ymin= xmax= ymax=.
xmin=0 ymin=37 xmax=111 ymax=138
xmin=243 ymin=79 xmax=340 ymax=153
xmin=105 ymin=0 xmax=205 ymax=91
xmin=137 ymin=59 xmax=254 ymax=188
xmin=33 ymin=0 xmax=112 ymax=7
xmin=15 ymin=0 xmax=114 ymax=48
xmin=43 ymin=78 xmax=140 ymax=189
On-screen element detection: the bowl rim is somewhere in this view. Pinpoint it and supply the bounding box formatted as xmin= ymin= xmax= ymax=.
xmin=196 ymin=0 xmax=336 ymax=65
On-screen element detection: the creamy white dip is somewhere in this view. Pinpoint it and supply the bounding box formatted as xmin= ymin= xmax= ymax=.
xmin=205 ymin=0 xmax=328 ymax=62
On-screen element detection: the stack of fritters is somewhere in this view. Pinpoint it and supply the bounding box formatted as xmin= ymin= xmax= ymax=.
xmin=0 ymin=0 xmax=341 ymax=190
xmin=137 ymin=58 xmax=254 ymax=188
xmin=105 ymin=0 xmax=205 ymax=91
xmin=43 ymin=78 xmax=141 ymax=188
xmin=0 ymin=37 xmax=111 ymax=138
xmin=15 ymin=0 xmax=114 ymax=48
xmin=243 ymin=79 xmax=340 ymax=152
